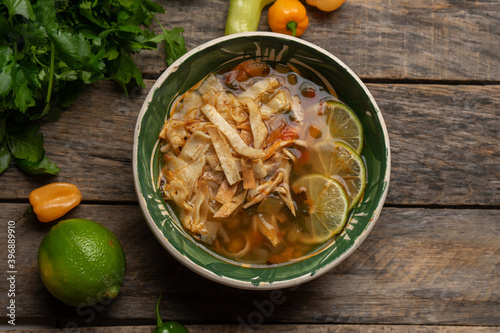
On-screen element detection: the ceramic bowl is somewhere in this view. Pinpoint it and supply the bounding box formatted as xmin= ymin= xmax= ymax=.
xmin=133 ymin=32 xmax=390 ymax=290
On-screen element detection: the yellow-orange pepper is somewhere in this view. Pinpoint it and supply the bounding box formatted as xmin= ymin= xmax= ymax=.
xmin=268 ymin=0 xmax=309 ymax=37
xmin=306 ymin=0 xmax=346 ymax=12
xmin=29 ymin=183 xmax=82 ymax=222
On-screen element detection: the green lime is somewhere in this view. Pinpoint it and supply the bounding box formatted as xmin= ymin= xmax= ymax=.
xmin=325 ymin=100 xmax=364 ymax=154
xmin=292 ymin=174 xmax=349 ymax=244
xmin=312 ymin=141 xmax=367 ymax=210
xmin=38 ymin=218 xmax=126 ymax=307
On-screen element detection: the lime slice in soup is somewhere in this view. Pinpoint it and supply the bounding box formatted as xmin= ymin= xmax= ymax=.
xmin=312 ymin=141 xmax=367 ymax=210
xmin=325 ymin=101 xmax=364 ymax=154
xmin=292 ymin=174 xmax=349 ymax=244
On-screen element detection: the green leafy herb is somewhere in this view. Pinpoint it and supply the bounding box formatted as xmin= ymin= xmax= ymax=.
xmin=0 ymin=0 xmax=187 ymax=175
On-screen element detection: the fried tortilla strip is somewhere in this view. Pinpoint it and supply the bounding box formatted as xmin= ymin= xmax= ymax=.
xmin=243 ymin=98 xmax=268 ymax=149
xmin=239 ymin=129 xmax=253 ymax=146
xmin=159 ymin=120 xmax=188 ymax=154
xmin=165 ymin=180 xmax=191 ymax=214
xmin=185 ymin=180 xmax=209 ymax=232
xmin=163 ymin=152 xmax=188 ymax=173
xmin=172 ymin=91 xmax=203 ymax=120
xmin=213 ymin=190 xmax=247 ymax=218
xmin=205 ymin=153 xmax=220 ymax=170
xmin=175 ymin=157 xmax=206 ymax=194
xmin=215 ymin=179 xmax=239 ymax=203
xmin=207 ymin=126 xmax=241 ymax=185
xmin=178 ymin=130 xmax=211 ymax=164
xmin=201 ymin=104 xmax=263 ymax=159
xmin=241 ymin=158 xmax=256 ymax=190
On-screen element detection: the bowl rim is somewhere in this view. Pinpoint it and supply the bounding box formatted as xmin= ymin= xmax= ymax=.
xmin=133 ymin=31 xmax=391 ymax=290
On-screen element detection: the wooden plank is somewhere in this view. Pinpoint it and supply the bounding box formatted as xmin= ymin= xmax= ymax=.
xmin=4 ymin=324 xmax=500 ymax=333
xmin=1 ymin=80 xmax=498 ymax=206
xmin=134 ymin=0 xmax=500 ymax=81
xmin=1 ymin=204 xmax=498 ymax=326
xmin=371 ymin=84 xmax=500 ymax=206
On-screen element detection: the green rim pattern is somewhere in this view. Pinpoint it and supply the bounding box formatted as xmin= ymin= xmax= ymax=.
xmin=133 ymin=32 xmax=390 ymax=289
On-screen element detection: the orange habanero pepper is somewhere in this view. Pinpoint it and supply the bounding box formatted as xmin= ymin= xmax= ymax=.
xmin=306 ymin=0 xmax=346 ymax=12
xmin=29 ymin=183 xmax=82 ymax=222
xmin=268 ymin=0 xmax=309 ymax=37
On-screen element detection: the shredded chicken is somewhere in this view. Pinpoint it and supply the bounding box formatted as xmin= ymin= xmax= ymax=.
xmin=255 ymin=215 xmax=279 ymax=247
xmin=243 ymin=172 xmax=284 ymax=209
xmin=159 ymin=67 xmax=300 ymax=244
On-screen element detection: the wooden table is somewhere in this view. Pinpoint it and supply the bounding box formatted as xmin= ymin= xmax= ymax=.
xmin=1 ymin=0 xmax=499 ymax=332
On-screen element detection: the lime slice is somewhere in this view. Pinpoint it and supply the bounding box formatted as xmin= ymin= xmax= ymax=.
xmin=292 ymin=174 xmax=349 ymax=244
xmin=325 ymin=101 xmax=364 ymax=154
xmin=312 ymin=141 xmax=366 ymax=210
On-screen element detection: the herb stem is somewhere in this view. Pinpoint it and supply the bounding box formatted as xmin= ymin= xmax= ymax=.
xmin=153 ymin=16 xmax=168 ymax=37
xmin=44 ymin=42 xmax=56 ymax=116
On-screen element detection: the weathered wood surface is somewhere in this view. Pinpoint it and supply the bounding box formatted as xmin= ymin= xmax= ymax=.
xmin=1 ymin=0 xmax=499 ymax=331
xmin=1 ymin=204 xmax=498 ymax=327
xmin=5 ymin=324 xmax=500 ymax=333
xmin=1 ymin=80 xmax=498 ymax=206
xmin=132 ymin=0 xmax=500 ymax=82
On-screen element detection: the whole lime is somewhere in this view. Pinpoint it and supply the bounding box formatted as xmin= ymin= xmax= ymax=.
xmin=38 ymin=218 xmax=126 ymax=307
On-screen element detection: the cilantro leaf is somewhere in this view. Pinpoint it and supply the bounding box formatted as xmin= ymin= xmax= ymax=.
xmin=12 ymin=64 xmax=36 ymax=112
xmin=142 ymin=0 xmax=165 ymax=14
xmin=0 ymin=140 xmax=11 ymax=174
xmin=0 ymin=68 xmax=13 ymax=97
xmin=78 ymin=1 xmax=104 ymax=27
xmin=0 ymin=46 xmax=14 ymax=64
xmin=108 ymin=50 xmax=144 ymax=93
xmin=0 ymin=118 xmax=5 ymax=142
xmin=48 ymin=30 xmax=92 ymax=70
xmin=19 ymin=61 xmax=42 ymax=89
xmin=17 ymin=22 xmax=48 ymax=47
xmin=3 ymin=0 xmax=35 ymax=20
xmin=15 ymin=155 xmax=59 ymax=175
xmin=8 ymin=123 xmax=44 ymax=163
xmin=0 ymin=0 xmax=186 ymax=176
xmin=162 ymin=27 xmax=187 ymax=66
xmin=33 ymin=0 xmax=57 ymax=30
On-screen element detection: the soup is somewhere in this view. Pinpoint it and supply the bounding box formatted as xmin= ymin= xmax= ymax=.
xmin=158 ymin=60 xmax=366 ymax=265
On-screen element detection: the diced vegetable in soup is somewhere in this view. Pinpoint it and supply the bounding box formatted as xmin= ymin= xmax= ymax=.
xmin=158 ymin=60 xmax=366 ymax=265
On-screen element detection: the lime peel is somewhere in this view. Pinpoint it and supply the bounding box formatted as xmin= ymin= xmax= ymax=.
xmin=325 ymin=100 xmax=364 ymax=154
xmin=38 ymin=218 xmax=126 ymax=307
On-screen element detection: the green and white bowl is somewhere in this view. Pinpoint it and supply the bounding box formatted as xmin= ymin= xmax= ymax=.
xmin=133 ymin=32 xmax=390 ymax=290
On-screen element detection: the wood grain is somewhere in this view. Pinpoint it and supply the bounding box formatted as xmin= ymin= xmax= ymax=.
xmin=133 ymin=0 xmax=500 ymax=82
xmin=5 ymin=324 xmax=500 ymax=333
xmin=371 ymin=83 xmax=500 ymax=205
xmin=1 ymin=1 xmax=498 ymax=331
xmin=1 ymin=204 xmax=498 ymax=327
xmin=1 ymin=80 xmax=498 ymax=206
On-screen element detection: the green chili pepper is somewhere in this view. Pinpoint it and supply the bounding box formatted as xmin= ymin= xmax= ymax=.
xmin=152 ymin=295 xmax=189 ymax=333
xmin=225 ymin=0 xmax=276 ymax=35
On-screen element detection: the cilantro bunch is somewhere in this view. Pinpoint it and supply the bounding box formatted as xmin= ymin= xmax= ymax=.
xmin=0 ymin=0 xmax=186 ymax=175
